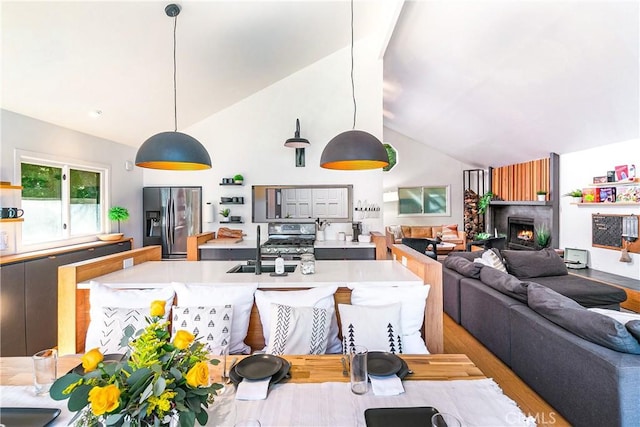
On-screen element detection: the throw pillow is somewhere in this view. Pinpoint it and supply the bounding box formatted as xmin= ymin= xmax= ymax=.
xmin=255 ymin=286 xmax=341 ymax=353
xmin=441 ymin=224 xmax=459 ymax=241
xmin=98 ymin=307 xmax=149 ymax=354
xmin=389 ymin=225 xmax=402 ymax=240
xmin=588 ymin=308 xmax=640 ymax=343
xmin=401 ymin=226 xmax=412 ymax=239
xmin=443 ymin=256 xmax=483 ymax=279
xmin=350 ymin=285 xmax=430 ymax=353
xmin=501 ymin=248 xmax=568 ymax=278
xmin=474 ymin=249 xmax=507 ymax=273
xmin=528 ymin=283 xmax=640 ymax=354
xmin=85 ymin=282 xmax=175 ymax=352
xmin=171 ymin=305 xmax=233 ymax=352
xmin=479 ymin=266 xmax=529 ymax=303
xmin=172 ymin=282 xmax=258 ymax=354
xmin=338 ymin=302 xmax=404 ymax=354
xmin=266 ymin=303 xmax=331 ymax=355
xmin=410 ymin=226 xmax=432 ymax=239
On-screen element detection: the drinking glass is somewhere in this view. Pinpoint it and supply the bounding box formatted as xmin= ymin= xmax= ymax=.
xmin=33 ymin=348 xmax=57 ymax=395
xmin=431 ymin=412 xmax=463 ymax=427
xmin=349 ymin=345 xmax=368 ymax=395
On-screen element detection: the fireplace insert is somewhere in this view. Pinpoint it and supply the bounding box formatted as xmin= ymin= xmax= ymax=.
xmin=507 ymin=216 xmax=535 ymax=250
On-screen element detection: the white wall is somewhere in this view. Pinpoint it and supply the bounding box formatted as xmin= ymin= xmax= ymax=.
xmin=0 ymin=109 xmax=143 ymax=247
xmin=142 ymin=37 xmax=385 ymax=240
xmin=382 ymin=126 xmax=474 ymax=229
xmin=560 ymin=139 xmax=640 ymax=279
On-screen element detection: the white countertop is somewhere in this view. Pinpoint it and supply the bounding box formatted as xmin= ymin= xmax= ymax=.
xmin=79 ymin=260 xmax=422 ymax=289
xmin=198 ymin=239 xmax=375 ymax=249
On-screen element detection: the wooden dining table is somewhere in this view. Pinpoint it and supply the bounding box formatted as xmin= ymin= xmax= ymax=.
xmin=0 ymin=353 xmax=485 ymax=386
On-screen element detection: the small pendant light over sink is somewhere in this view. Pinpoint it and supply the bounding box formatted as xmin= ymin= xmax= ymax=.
xmin=320 ymin=0 xmax=388 ymax=170
xmin=135 ymin=4 xmax=212 ymax=170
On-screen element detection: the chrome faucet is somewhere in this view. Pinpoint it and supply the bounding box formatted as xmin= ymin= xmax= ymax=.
xmin=255 ymin=225 xmax=262 ymax=275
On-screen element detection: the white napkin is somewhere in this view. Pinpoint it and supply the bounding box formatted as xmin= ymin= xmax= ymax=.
xmin=235 ymin=377 xmax=272 ymax=400
xmin=369 ymin=374 xmax=405 ymax=396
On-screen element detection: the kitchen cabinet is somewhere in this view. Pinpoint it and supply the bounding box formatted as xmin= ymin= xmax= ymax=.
xmin=200 ymin=248 xmax=256 ymax=261
xmin=314 ymin=247 xmax=375 ymax=260
xmin=0 ymin=239 xmax=131 ymax=356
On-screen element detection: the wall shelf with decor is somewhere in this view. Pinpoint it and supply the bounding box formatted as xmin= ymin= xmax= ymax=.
xmin=573 ymin=202 xmax=640 ymax=207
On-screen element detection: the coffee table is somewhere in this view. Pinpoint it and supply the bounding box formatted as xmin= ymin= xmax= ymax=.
xmin=437 ymin=241 xmax=456 ymax=255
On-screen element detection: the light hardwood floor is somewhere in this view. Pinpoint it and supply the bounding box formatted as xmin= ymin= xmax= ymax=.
xmin=443 ymin=314 xmax=571 ymax=427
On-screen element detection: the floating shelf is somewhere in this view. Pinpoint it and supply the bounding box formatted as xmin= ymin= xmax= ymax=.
xmin=573 ymin=202 xmax=640 ymax=207
xmin=588 ymin=179 xmax=639 ymax=188
xmin=220 ymin=201 xmax=244 ymax=205
xmin=0 ymin=218 xmax=24 ymax=223
xmin=489 ymin=200 xmax=553 ymax=207
xmin=220 ymin=220 xmax=243 ymax=224
xmin=219 ymin=183 xmax=244 ymax=186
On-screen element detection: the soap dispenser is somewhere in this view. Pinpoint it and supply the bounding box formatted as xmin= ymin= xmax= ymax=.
xmin=275 ymin=256 xmax=285 ymax=275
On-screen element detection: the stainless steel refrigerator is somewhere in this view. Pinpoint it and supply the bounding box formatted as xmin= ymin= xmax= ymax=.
xmin=143 ymin=186 xmax=202 ymax=258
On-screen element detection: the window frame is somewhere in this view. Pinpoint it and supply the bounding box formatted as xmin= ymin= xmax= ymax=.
xmin=15 ymin=149 xmax=111 ymax=252
xmin=397 ymin=185 xmax=451 ymax=217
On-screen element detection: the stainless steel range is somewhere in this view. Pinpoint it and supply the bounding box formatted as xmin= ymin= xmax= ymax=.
xmin=261 ymin=222 xmax=315 ymax=259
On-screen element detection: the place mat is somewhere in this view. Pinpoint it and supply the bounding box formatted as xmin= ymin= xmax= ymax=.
xmin=364 ymin=406 xmax=439 ymax=427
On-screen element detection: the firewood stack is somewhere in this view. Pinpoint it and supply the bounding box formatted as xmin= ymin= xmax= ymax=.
xmin=464 ymin=189 xmax=482 ymax=239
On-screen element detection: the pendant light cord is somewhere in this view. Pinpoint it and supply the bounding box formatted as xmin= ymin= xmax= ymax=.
xmin=350 ymin=0 xmax=356 ymax=130
xmin=172 ymin=13 xmax=178 ymax=132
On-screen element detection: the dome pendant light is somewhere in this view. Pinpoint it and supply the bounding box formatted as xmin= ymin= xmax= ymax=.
xmin=320 ymin=0 xmax=388 ymax=170
xmin=135 ymin=4 xmax=211 ymax=170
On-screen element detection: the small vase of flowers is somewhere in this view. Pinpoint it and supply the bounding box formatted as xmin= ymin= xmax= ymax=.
xmin=50 ymin=301 xmax=222 ymax=427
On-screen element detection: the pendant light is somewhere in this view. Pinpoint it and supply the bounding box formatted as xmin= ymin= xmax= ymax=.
xmin=284 ymin=118 xmax=310 ymax=167
xmin=135 ymin=4 xmax=212 ymax=170
xmin=320 ymin=0 xmax=388 ymax=170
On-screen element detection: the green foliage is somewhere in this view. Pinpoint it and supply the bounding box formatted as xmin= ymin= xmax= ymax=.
xmin=219 ymin=208 xmax=230 ymax=217
xmin=563 ymin=189 xmax=583 ymax=197
xmin=21 ymin=163 xmax=62 ymax=199
xmin=476 ymin=232 xmax=492 ymax=240
xmin=478 ymin=192 xmax=495 ymax=214
xmin=382 ymin=144 xmax=397 ymax=172
xmin=108 ymin=206 xmax=130 ymax=233
xmin=535 ymin=224 xmax=551 ymax=248
xmin=536 ymin=190 xmax=547 ymax=195
xmin=233 ymin=174 xmax=244 ymax=182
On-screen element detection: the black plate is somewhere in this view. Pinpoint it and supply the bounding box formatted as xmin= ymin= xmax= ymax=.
xmin=234 ymin=354 xmax=284 ymax=380
xmin=70 ymin=353 xmax=125 ymax=375
xmin=0 ymin=407 xmax=61 ymax=427
xmin=395 ymin=357 xmax=410 ymax=380
xmin=364 ymin=407 xmax=439 ymax=427
xmin=230 ymin=357 xmax=290 ymax=386
xmin=367 ymin=352 xmax=403 ymax=376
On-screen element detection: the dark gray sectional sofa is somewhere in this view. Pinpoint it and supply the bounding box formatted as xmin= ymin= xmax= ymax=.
xmin=442 ymin=249 xmax=640 ymax=427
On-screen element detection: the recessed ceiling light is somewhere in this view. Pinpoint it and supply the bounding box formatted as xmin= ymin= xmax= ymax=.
xmin=89 ymin=109 xmax=103 ymax=118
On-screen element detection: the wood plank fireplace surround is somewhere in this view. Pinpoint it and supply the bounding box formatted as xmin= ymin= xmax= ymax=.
xmin=485 ymin=153 xmax=560 ymax=250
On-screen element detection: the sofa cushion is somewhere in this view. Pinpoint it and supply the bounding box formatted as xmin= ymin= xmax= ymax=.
xmin=589 ymin=308 xmax=640 ymax=343
xmin=443 ymin=256 xmax=483 ymax=279
xmin=479 ymin=266 xmax=529 ymax=303
xmin=527 ymin=283 xmax=640 ymax=354
xmin=527 ymin=275 xmax=627 ymax=308
xmin=409 ymin=226 xmax=433 ymax=239
xmin=474 ymin=249 xmax=507 ymax=273
xmin=628 ymin=321 xmax=640 ymax=342
xmin=440 ymin=224 xmax=459 ymax=241
xmin=449 ymin=250 xmax=488 ymax=262
xmin=501 ymin=248 xmax=568 ymax=278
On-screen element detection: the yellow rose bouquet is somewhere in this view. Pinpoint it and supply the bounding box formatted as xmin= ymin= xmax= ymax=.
xmin=50 ymin=301 xmax=223 ymax=427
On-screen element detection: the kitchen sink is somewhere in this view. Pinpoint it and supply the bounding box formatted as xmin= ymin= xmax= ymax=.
xmin=226 ymin=264 xmax=297 ymax=273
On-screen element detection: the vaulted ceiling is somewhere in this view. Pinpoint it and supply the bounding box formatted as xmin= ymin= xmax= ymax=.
xmin=2 ymin=1 xmax=638 ymax=169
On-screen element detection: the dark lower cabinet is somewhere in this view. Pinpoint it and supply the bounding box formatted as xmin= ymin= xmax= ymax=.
xmin=0 ymin=240 xmax=132 ymax=356
xmin=200 ymin=248 xmax=256 ymax=261
xmin=314 ymin=247 xmax=375 ymax=260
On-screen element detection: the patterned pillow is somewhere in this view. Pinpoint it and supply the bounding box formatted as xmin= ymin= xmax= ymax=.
xmin=98 ymin=307 xmax=149 ymax=354
xmin=338 ymin=303 xmax=404 ymax=354
xmin=474 ymin=249 xmax=507 ymax=273
xmin=441 ymin=224 xmax=459 ymax=241
xmin=389 ymin=225 xmax=403 ymax=240
xmin=266 ymin=303 xmax=331 ymax=355
xmin=171 ymin=305 xmax=233 ymax=352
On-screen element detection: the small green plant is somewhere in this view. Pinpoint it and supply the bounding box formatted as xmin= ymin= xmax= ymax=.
xmin=476 ymin=232 xmax=492 ymax=240
xmin=478 ymin=192 xmax=495 ymax=214
xmin=535 ymin=224 xmax=551 ymax=248
xmin=233 ymin=174 xmax=244 ymax=183
xmin=563 ymin=189 xmax=583 ymax=197
xmin=108 ymin=206 xmax=129 ymax=233
xmin=536 ymin=190 xmax=547 ymax=195
xmin=219 ymin=208 xmax=230 ymax=218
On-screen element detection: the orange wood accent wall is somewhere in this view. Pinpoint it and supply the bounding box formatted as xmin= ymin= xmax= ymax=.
xmin=492 ymin=157 xmax=550 ymax=201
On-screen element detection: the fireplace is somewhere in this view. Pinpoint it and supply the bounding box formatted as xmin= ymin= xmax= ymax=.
xmin=508 ymin=217 xmax=535 ymax=250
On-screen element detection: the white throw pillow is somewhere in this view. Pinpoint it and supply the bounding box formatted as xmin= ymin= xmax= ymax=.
xmin=338 ymin=302 xmax=404 ymax=354
xmin=171 ymin=305 xmax=233 ymax=352
xmin=172 ymin=282 xmax=258 ymax=354
xmin=474 ymin=250 xmax=507 ymax=273
xmin=255 ymin=286 xmax=341 ymax=353
xmin=350 ymin=284 xmax=430 ymax=354
xmin=97 ymin=307 xmax=149 ymax=354
xmin=266 ymin=303 xmax=331 ymax=355
xmin=86 ymin=282 xmax=175 ymax=352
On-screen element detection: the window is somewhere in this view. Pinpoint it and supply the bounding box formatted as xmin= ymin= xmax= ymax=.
xmin=18 ymin=151 xmax=109 ymax=250
xmin=398 ymin=185 xmax=450 ymax=216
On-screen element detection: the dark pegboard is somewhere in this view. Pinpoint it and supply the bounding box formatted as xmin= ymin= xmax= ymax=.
xmin=592 ymin=214 xmax=623 ymax=249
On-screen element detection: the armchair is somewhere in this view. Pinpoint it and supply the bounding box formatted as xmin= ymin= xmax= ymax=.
xmin=401 ymin=237 xmax=438 ymax=260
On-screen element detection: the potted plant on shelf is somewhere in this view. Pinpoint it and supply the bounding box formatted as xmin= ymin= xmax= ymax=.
xmin=535 ymin=224 xmax=551 ymax=248
xmin=536 ymin=190 xmax=547 ymax=201
xmin=563 ymin=189 xmax=583 ymax=203
xmin=233 ymin=174 xmax=244 ymax=185
xmin=478 ymin=192 xmax=495 ymax=215
xmin=98 ymin=206 xmax=129 ymax=241
xmin=219 ymin=208 xmax=230 ymax=221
